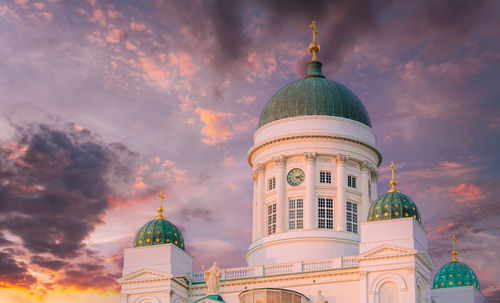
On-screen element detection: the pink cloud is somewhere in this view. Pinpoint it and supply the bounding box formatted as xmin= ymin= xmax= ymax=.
xmin=92 ymin=9 xmax=106 ymax=26
xmin=449 ymin=184 xmax=485 ymax=203
xmin=139 ymin=57 xmax=172 ymax=91
xmin=178 ymin=53 xmax=199 ymax=78
xmin=237 ymin=96 xmax=256 ymax=105
xmin=130 ymin=21 xmax=145 ymax=31
xmin=104 ymin=28 xmax=126 ymax=43
xmin=194 ymin=107 xmax=234 ymax=145
xmin=232 ymin=116 xmax=258 ymax=133
xmin=223 ymin=156 xmax=235 ymax=167
xmin=178 ymin=94 xmax=193 ymax=112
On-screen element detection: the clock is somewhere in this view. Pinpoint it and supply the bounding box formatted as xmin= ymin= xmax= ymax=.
xmin=287 ymin=168 xmax=305 ymax=186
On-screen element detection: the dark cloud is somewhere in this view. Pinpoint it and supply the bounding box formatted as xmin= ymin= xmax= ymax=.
xmin=0 ymin=123 xmax=137 ymax=258
xmin=155 ymin=0 xmax=492 ymax=76
xmin=56 ymin=267 xmax=118 ymax=291
xmin=0 ymin=250 xmax=36 ymax=288
xmin=178 ymin=206 xmax=213 ymax=223
xmin=0 ymin=122 xmax=138 ymax=290
xmin=154 ymin=0 xmax=251 ymax=75
xmin=30 ymin=256 xmax=67 ymax=271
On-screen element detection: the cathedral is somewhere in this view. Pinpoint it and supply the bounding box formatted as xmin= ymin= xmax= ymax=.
xmin=116 ymin=22 xmax=485 ymax=303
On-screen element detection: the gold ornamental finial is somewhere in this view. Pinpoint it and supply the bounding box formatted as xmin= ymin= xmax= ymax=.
xmin=451 ymin=234 xmax=459 ymax=262
xmin=156 ymin=189 xmax=166 ymax=219
xmin=308 ymin=21 xmax=320 ymax=61
xmin=388 ymin=161 xmax=399 ymax=193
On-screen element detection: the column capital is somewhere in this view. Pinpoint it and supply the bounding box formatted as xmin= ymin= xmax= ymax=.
xmin=304 ymin=152 xmax=316 ymax=164
xmin=251 ymin=173 xmax=258 ymax=183
xmin=336 ymin=154 xmax=348 ymax=165
xmin=360 ymin=271 xmax=368 ymax=278
xmin=273 ymin=155 xmax=287 ymax=167
xmin=371 ymin=171 xmax=379 ymax=181
xmin=360 ymin=161 xmax=369 ymax=172
xmin=254 ymin=164 xmax=265 ymax=174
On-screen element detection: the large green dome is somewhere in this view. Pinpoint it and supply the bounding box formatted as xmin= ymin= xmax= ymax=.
xmin=258 ymin=61 xmax=371 ymax=128
xmin=433 ymin=260 xmax=480 ymax=290
xmin=367 ymin=191 xmax=421 ymax=223
xmin=134 ymin=217 xmax=184 ymax=250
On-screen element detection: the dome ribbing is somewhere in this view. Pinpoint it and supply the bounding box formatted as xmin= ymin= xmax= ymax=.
xmin=258 ymin=61 xmax=372 ymax=128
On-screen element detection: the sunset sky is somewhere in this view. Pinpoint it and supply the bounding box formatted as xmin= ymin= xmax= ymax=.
xmin=0 ymin=0 xmax=499 ymax=302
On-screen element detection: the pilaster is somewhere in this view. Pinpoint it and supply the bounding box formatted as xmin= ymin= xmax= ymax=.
xmin=274 ymin=155 xmax=287 ymax=233
xmin=304 ymin=152 xmax=316 ymax=229
xmin=335 ymin=154 xmax=347 ymax=231
xmin=360 ymin=161 xmax=370 ymax=223
xmin=256 ymin=164 xmax=266 ymax=239
xmin=251 ymin=172 xmax=258 ymax=242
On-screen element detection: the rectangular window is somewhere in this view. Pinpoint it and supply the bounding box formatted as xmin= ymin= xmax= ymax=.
xmin=288 ymin=198 xmax=303 ymax=230
xmin=319 ymin=171 xmax=332 ymax=184
xmin=318 ymin=198 xmax=334 ymax=229
xmin=346 ymin=201 xmax=358 ymax=233
xmin=268 ymin=177 xmax=276 ymax=191
xmin=347 ymin=175 xmax=357 ymax=188
xmin=267 ymin=203 xmax=277 ymax=235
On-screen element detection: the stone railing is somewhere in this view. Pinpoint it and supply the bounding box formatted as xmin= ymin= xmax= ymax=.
xmin=188 ymin=256 xmax=358 ymax=283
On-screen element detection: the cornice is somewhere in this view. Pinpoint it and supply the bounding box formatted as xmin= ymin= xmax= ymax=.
xmin=248 ymin=134 xmax=382 ymax=167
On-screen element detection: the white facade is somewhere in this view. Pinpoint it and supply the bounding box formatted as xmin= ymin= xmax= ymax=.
xmin=247 ymin=116 xmax=380 ymax=266
xmin=117 ymin=80 xmax=485 ymax=303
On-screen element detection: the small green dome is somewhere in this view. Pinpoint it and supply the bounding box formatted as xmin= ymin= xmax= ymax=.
xmin=367 ymin=191 xmax=421 ymax=223
xmin=134 ymin=217 xmax=184 ymax=250
xmin=258 ymin=61 xmax=372 ymax=128
xmin=433 ymin=260 xmax=480 ymax=290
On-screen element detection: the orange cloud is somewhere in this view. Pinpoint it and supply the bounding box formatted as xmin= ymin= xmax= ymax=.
xmin=139 ymin=57 xmax=171 ymax=91
xmin=194 ymin=107 xmax=234 ymax=145
xmin=104 ymin=28 xmax=126 ymax=43
xmin=92 ymin=9 xmax=106 ymax=26
xmin=449 ymin=184 xmax=485 ymax=203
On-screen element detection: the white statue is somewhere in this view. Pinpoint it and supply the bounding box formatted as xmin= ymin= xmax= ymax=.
xmin=314 ymin=290 xmax=327 ymax=303
xmin=202 ymin=262 xmax=221 ymax=295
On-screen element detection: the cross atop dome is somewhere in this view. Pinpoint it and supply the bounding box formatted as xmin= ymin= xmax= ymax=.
xmin=308 ymin=21 xmax=320 ymax=61
xmin=156 ymin=189 xmax=166 ymax=219
xmin=388 ymin=161 xmax=400 ymax=193
xmin=451 ymin=234 xmax=460 ymax=262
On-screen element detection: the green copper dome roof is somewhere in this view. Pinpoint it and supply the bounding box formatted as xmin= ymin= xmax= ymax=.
xmin=367 ymin=191 xmax=421 ymax=223
xmin=258 ymin=61 xmax=372 ymax=128
xmin=433 ymin=260 xmax=480 ymax=290
xmin=134 ymin=217 xmax=184 ymax=250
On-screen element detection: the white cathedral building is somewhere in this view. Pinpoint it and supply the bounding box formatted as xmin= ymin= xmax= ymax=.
xmin=117 ymin=22 xmax=485 ymax=303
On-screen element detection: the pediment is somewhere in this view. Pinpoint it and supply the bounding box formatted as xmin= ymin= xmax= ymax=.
xmin=358 ymin=244 xmax=417 ymax=260
xmin=117 ymin=268 xmax=173 ymax=284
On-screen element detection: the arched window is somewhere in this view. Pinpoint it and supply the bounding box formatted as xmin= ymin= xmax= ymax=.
xmin=378 ymin=281 xmax=399 ymax=303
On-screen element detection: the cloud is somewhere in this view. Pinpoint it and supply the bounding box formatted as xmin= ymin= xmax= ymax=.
xmin=237 ymin=96 xmax=256 ymax=105
xmin=448 ymin=184 xmax=485 ymax=203
xmin=194 ymin=107 xmax=234 ymax=145
xmin=0 ymin=251 xmax=36 ymax=288
xmin=30 ymin=255 xmax=67 ymax=271
xmin=0 ymin=122 xmax=138 ymax=292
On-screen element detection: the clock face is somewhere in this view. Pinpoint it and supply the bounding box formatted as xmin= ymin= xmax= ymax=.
xmin=287 ymin=168 xmax=305 ymax=186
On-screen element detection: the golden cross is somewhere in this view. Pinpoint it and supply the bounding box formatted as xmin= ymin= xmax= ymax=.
xmin=156 ymin=189 xmax=166 ymax=219
xmin=388 ymin=161 xmax=399 ymax=192
xmin=308 ymin=21 xmax=320 ymax=61
xmin=451 ymin=234 xmax=459 ymax=261
xmin=310 ymin=21 xmax=318 ymax=43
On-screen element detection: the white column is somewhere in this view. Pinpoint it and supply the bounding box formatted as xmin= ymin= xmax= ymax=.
xmin=274 ymin=155 xmax=287 ymax=233
xmin=251 ymin=172 xmax=258 ymax=242
xmin=335 ymin=154 xmax=347 ymax=231
xmin=360 ymin=161 xmax=370 ymax=223
xmin=256 ymin=164 xmax=266 ymax=239
xmin=371 ymin=171 xmax=378 ymax=201
xmin=304 ymin=152 xmax=316 ymax=229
